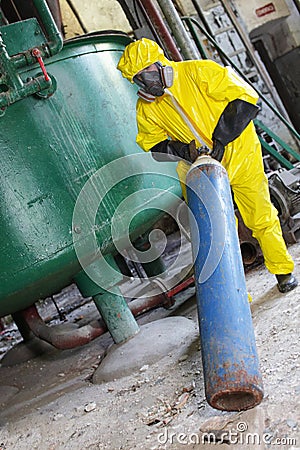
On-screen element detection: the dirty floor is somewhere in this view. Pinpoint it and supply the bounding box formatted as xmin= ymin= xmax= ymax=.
xmin=0 ymin=239 xmax=299 ymax=450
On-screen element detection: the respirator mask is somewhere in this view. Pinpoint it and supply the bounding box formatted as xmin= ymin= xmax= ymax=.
xmin=133 ymin=62 xmax=174 ymax=102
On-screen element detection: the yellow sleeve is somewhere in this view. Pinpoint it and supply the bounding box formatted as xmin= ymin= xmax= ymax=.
xmin=136 ymin=101 xmax=168 ymax=152
xmin=193 ymin=60 xmax=259 ymax=105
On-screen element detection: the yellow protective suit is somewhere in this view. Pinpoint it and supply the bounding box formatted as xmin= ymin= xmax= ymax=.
xmin=117 ymin=38 xmax=294 ymax=275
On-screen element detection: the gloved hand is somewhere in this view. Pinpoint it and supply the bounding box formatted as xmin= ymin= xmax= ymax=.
xmin=187 ymin=140 xmax=200 ymax=163
xmin=150 ymin=139 xmax=201 ymax=163
xmin=211 ymin=139 xmax=225 ymax=162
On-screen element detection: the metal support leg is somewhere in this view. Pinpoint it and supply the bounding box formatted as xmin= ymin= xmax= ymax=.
xmin=75 ymin=255 xmax=139 ymax=344
xmin=93 ymin=285 xmax=139 ymax=344
xmin=134 ymin=232 xmax=166 ymax=277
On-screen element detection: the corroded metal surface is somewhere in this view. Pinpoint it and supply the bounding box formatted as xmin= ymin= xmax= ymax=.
xmin=186 ymin=156 xmax=264 ymax=412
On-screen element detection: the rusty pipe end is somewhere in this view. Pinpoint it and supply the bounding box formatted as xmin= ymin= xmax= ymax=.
xmin=240 ymin=241 xmax=258 ymax=266
xmin=209 ymin=386 xmax=264 ymax=412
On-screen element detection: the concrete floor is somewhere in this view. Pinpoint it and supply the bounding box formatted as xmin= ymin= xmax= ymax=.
xmin=0 ymin=237 xmax=299 ymax=449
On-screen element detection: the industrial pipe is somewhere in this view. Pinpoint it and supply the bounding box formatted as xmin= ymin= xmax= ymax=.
xmin=0 ymin=70 xmax=51 ymax=108
xmin=32 ymin=0 xmax=63 ymax=55
xmin=240 ymin=241 xmax=258 ymax=266
xmin=186 ymin=155 xmax=264 ymax=411
xmin=134 ymin=232 xmax=166 ymax=277
xmin=137 ymin=0 xmax=182 ymax=61
xmin=13 ymin=276 xmax=194 ymax=350
xmin=19 ymin=305 xmax=107 ymax=349
xmin=156 ymin=0 xmax=200 ymax=60
xmin=0 ymin=33 xmax=52 ymax=108
xmin=12 ymin=0 xmax=63 ymax=69
xmin=0 ymin=0 xmax=62 ymax=109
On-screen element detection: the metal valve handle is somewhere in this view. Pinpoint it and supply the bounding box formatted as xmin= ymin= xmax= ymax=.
xmin=31 ymin=47 xmax=50 ymax=82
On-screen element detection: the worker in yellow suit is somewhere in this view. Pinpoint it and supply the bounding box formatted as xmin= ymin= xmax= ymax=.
xmin=117 ymin=38 xmax=298 ymax=293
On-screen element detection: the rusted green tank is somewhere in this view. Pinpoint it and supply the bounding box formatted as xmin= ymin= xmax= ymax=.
xmin=0 ymin=32 xmax=181 ymax=317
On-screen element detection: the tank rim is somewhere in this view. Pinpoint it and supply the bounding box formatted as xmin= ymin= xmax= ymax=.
xmin=64 ymin=30 xmax=133 ymax=47
xmin=20 ymin=30 xmax=133 ymax=72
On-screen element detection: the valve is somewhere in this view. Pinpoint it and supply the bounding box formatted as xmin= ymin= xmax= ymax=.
xmin=31 ymin=48 xmax=50 ymax=82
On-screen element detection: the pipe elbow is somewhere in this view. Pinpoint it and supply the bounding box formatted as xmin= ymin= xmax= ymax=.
xmin=48 ymin=33 xmax=63 ymax=57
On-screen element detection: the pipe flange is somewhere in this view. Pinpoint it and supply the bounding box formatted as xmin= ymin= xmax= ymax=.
xmin=151 ymin=277 xmax=170 ymax=295
xmin=35 ymin=72 xmax=57 ymax=98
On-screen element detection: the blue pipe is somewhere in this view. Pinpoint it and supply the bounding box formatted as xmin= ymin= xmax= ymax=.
xmin=186 ymin=155 xmax=264 ymax=411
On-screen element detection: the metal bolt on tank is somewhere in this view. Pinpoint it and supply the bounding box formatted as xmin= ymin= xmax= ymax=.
xmin=186 ymin=155 xmax=264 ymax=411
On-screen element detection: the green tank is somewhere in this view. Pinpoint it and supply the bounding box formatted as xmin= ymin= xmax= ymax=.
xmin=0 ymin=32 xmax=181 ymax=317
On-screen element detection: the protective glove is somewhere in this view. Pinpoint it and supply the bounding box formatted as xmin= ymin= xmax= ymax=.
xmin=211 ymin=99 xmax=259 ymax=161
xmin=188 ymin=140 xmax=200 ymax=162
xmin=150 ymin=139 xmax=200 ymax=163
xmin=211 ymin=139 xmax=226 ymax=162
